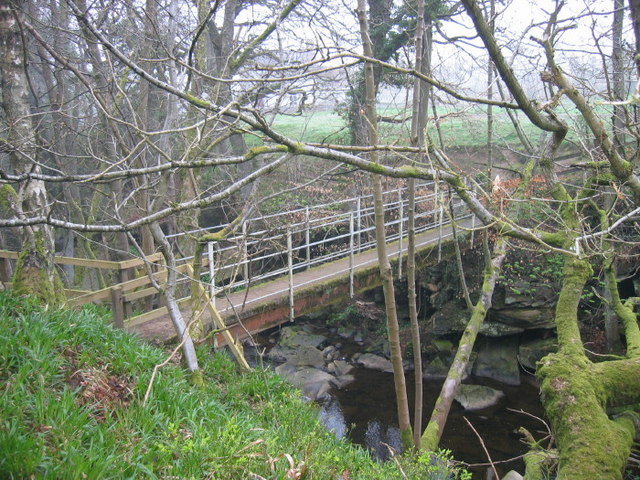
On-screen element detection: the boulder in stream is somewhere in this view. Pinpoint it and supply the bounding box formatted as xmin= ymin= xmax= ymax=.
xmin=473 ymin=336 xmax=521 ymax=385
xmin=454 ymin=384 xmax=505 ymax=410
xmin=337 ymin=325 xmax=356 ymax=339
xmin=333 ymin=374 xmax=355 ymax=389
xmin=265 ymin=345 xmax=297 ymax=363
xmin=327 ymin=359 xmax=354 ymax=377
xmin=422 ymin=352 xmax=476 ymax=380
xmin=285 ymin=345 xmax=325 ymax=369
xmin=502 ymin=471 xmax=524 ymax=480
xmin=352 ymin=353 xmax=394 ymax=373
xmin=278 ymin=325 xmax=328 ymax=349
xmin=518 ymin=337 xmax=557 ymax=372
xmin=275 ymin=364 xmax=336 ymax=401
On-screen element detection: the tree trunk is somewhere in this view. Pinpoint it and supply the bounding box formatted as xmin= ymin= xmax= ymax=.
xmin=0 ymin=0 xmax=62 ymax=303
xmin=357 ymin=0 xmax=413 ymax=450
xmin=149 ymin=222 xmax=201 ymax=381
xmin=407 ymin=0 xmax=430 ymax=448
xmin=612 ymin=0 xmax=626 ymax=149
xmin=630 ymin=0 xmax=640 ymax=79
xmin=537 ymin=255 xmax=639 ymax=479
xmin=421 ymin=236 xmax=506 ymax=450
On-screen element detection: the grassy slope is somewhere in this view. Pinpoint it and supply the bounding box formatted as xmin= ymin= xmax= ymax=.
xmin=0 ymin=292 xmax=466 ymax=479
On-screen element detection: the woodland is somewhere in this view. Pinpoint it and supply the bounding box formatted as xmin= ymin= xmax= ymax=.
xmin=2 ymin=0 xmax=640 ymax=478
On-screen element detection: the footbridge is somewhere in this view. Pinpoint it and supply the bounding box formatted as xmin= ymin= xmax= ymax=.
xmin=0 ymin=181 xmax=476 ymax=350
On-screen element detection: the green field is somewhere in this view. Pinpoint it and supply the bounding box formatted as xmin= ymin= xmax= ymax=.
xmin=268 ymin=102 xmax=608 ymax=149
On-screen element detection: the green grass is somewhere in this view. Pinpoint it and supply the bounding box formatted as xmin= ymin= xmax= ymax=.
xmin=272 ymin=110 xmax=348 ymax=144
xmin=0 ymin=292 xmax=468 ymax=479
xmin=265 ymin=101 xmax=608 ymax=150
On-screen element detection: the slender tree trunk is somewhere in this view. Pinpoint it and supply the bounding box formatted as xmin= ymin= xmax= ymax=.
xmin=421 ymin=236 xmax=506 ymax=450
xmin=407 ymin=0 xmax=430 ymax=449
xmin=357 ymin=0 xmax=413 ymax=450
xmin=149 ymin=222 xmax=201 ymax=382
xmin=73 ymin=0 xmax=131 ymax=267
xmin=612 ymin=0 xmax=626 ymax=149
xmin=0 ymin=0 xmax=62 ymax=303
xmin=630 ymin=0 xmax=640 ymax=79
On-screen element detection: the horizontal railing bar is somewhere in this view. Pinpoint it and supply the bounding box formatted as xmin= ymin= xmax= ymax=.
xmin=218 ymin=227 xmax=453 ymax=314
xmin=167 ymin=181 xmax=438 ymax=240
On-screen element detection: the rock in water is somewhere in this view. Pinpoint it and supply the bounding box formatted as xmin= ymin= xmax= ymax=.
xmin=518 ymin=337 xmax=557 ymax=372
xmin=473 ymin=336 xmax=521 ymax=385
xmin=275 ymin=365 xmax=336 ymax=401
xmin=454 ymin=384 xmax=505 ymax=410
xmin=285 ymin=345 xmax=325 ymax=369
xmin=353 ymin=353 xmax=394 ymax=373
xmin=278 ymin=325 xmax=327 ymax=349
xmin=502 ymin=471 xmax=524 ymax=480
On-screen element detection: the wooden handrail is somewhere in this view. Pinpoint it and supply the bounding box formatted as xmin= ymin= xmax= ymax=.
xmin=66 ymin=267 xmax=172 ymax=307
xmin=0 ymin=250 xmax=163 ymax=270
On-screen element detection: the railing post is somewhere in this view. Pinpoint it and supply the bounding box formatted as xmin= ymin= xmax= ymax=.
xmin=0 ymin=257 xmax=11 ymax=285
xmin=242 ymin=222 xmax=249 ymax=283
xmin=397 ymin=187 xmax=403 ymax=279
xmin=110 ymin=285 xmax=125 ymax=329
xmin=356 ymin=197 xmax=362 ymax=252
xmin=349 ymin=211 xmax=355 ymax=298
xmin=118 ymin=266 xmax=133 ymax=318
xmin=305 ymin=207 xmax=311 ymax=269
xmin=208 ymin=241 xmax=216 ymax=308
xmin=287 ymin=227 xmax=294 ymax=321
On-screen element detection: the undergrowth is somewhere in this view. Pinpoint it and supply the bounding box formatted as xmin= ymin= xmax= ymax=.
xmin=0 ymin=291 xmax=467 ymax=479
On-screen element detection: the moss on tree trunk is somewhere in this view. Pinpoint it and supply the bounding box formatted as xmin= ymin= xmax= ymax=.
xmin=12 ymin=231 xmax=64 ymax=305
xmin=537 ymin=256 xmax=639 ymax=479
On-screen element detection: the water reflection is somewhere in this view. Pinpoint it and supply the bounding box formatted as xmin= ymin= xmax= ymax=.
xmin=319 ymin=396 xmax=402 ymax=461
xmin=318 ymin=397 xmax=347 ymax=439
xmin=363 ymin=420 xmax=401 ymax=461
xmin=246 ymin=326 xmax=547 ymax=479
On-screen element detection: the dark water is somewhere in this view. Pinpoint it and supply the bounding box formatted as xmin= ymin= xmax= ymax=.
xmin=320 ymin=367 xmax=546 ymax=479
xmin=248 ymin=327 xmax=547 ymax=479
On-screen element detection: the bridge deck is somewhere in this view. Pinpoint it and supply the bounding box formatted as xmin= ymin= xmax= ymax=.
xmin=131 ymin=217 xmax=475 ymax=344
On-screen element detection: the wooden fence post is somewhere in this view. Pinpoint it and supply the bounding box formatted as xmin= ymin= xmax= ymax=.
xmin=111 ymin=285 xmax=125 ymax=329
xmin=0 ymin=257 xmax=11 ymax=285
xmin=118 ymin=267 xmax=133 ymax=317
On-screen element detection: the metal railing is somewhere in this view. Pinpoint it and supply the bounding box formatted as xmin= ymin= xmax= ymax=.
xmin=171 ymin=181 xmax=472 ymax=306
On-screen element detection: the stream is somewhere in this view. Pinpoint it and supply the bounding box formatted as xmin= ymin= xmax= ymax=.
xmin=246 ymin=322 xmax=547 ymax=480
xmin=322 ymin=368 xmax=545 ymax=478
